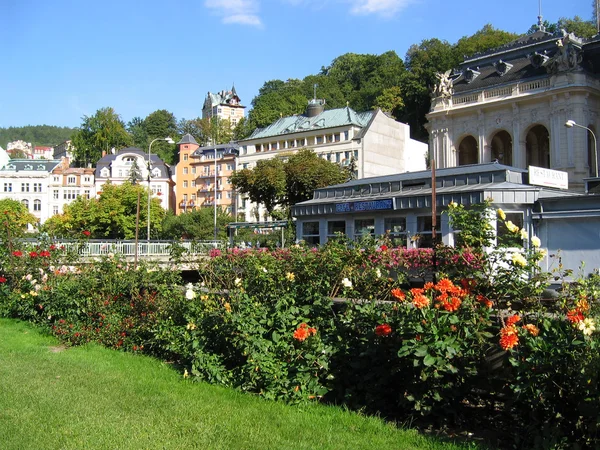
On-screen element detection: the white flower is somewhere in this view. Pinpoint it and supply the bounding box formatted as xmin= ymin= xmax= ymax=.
xmin=262 ymin=267 xmax=267 ymax=273
xmin=234 ymin=278 xmax=242 ymax=286
xmin=449 ymin=201 xmax=458 ymax=208
xmin=185 ymin=283 xmax=194 ymax=290
xmin=375 ymin=268 xmax=381 ymax=278
xmin=531 ymin=236 xmax=541 ymax=248
xmin=520 ymin=229 xmax=528 ymax=240
xmin=578 ymin=318 xmax=596 ymax=336
xmin=342 ymin=278 xmax=352 ymax=288
xmin=185 ymin=289 xmax=196 ymax=300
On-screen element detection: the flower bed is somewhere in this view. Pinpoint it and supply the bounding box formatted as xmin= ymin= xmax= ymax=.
xmin=0 ymin=202 xmax=599 ymax=447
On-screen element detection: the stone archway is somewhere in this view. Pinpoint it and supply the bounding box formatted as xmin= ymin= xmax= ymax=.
xmin=526 ymin=125 xmax=550 ymax=168
xmin=490 ymin=130 xmax=513 ymax=165
xmin=457 ymin=135 xmax=478 ymax=166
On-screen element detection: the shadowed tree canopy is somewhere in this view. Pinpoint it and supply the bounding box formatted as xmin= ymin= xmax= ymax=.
xmin=71 ymin=107 xmax=132 ymax=167
xmin=230 ymin=158 xmax=286 ymax=216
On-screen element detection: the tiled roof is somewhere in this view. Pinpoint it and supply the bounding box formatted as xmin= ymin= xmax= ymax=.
xmin=1 ymin=159 xmax=61 ymax=172
xmin=178 ymin=134 xmax=199 ymax=145
xmin=94 ymin=148 xmax=171 ymax=178
xmin=243 ymin=106 xmax=375 ymax=141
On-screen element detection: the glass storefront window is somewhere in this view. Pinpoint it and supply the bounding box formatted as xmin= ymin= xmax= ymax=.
xmin=417 ymin=215 xmax=442 ymax=248
xmin=354 ymin=219 xmax=375 ymax=240
xmin=327 ymin=221 xmax=346 ymax=238
xmin=384 ymin=217 xmax=407 ymax=246
xmin=302 ymin=221 xmax=320 ymax=246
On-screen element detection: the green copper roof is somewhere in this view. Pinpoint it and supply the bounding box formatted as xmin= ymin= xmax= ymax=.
xmin=245 ymin=106 xmax=375 ymax=141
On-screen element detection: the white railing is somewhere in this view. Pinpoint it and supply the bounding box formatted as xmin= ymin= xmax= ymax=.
xmin=36 ymin=240 xmax=224 ymax=258
xmin=447 ymin=78 xmax=551 ymax=109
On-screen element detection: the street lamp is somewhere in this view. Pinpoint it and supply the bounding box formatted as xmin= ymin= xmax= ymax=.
xmin=147 ymin=137 xmax=174 ymax=240
xmin=565 ymin=120 xmax=598 ymax=178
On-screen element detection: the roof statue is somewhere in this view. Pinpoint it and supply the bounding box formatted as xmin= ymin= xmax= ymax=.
xmin=547 ymin=31 xmax=583 ymax=73
xmin=432 ymin=70 xmax=454 ymax=99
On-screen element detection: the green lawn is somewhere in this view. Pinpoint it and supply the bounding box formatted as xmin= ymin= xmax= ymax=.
xmin=0 ymin=319 xmax=477 ymax=450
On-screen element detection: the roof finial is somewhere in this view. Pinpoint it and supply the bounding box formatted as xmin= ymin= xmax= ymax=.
xmin=537 ymin=0 xmax=545 ymax=31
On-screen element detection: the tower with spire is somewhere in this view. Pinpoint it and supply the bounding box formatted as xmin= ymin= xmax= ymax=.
xmin=202 ymin=85 xmax=245 ymax=129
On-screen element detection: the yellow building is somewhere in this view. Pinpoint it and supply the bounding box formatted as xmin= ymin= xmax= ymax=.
xmin=202 ymin=86 xmax=245 ymax=128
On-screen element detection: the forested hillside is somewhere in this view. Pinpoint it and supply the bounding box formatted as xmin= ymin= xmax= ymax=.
xmin=0 ymin=125 xmax=75 ymax=149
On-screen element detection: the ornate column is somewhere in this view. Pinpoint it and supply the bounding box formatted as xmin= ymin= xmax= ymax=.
xmin=512 ymin=104 xmax=522 ymax=167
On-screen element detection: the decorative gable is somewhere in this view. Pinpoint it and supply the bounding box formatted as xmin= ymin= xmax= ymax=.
xmin=494 ymin=60 xmax=513 ymax=76
xmin=463 ymin=68 xmax=480 ymax=83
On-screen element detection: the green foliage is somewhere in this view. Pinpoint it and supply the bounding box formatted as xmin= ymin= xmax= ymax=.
xmin=231 ymin=149 xmax=347 ymax=217
xmin=42 ymin=182 xmax=165 ymax=239
xmin=161 ymin=207 xmax=233 ymax=240
xmin=453 ymin=24 xmax=520 ymax=60
xmin=144 ymin=110 xmax=178 ymax=164
xmin=71 ymin=107 xmax=132 ymax=166
xmin=446 ymin=200 xmax=495 ymax=248
xmin=284 ymin=149 xmax=348 ymax=207
xmin=230 ymin=158 xmax=286 ymax=216
xmin=528 ymin=15 xmax=597 ymax=38
xmin=0 ymin=125 xmax=75 ymax=149
xmin=126 ymin=116 xmax=148 ymax=148
xmin=2 ymin=201 xmax=600 ymax=447
xmin=0 ymin=200 xmax=38 ymax=241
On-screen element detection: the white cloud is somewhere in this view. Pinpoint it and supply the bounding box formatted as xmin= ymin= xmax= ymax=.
xmin=349 ymin=0 xmax=411 ymax=15
xmin=204 ymin=0 xmax=262 ymax=27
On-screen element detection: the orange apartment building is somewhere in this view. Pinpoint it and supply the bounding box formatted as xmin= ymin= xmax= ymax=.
xmin=175 ymin=135 xmax=239 ymax=216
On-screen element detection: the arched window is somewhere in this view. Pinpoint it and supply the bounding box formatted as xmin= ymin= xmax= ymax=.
xmin=490 ymin=130 xmax=513 ymax=165
xmin=34 ymin=199 xmax=41 ymax=212
xmin=457 ymin=136 xmax=478 ymax=166
xmin=526 ymin=125 xmax=550 ymax=168
xmin=21 ymin=199 xmax=29 ymax=210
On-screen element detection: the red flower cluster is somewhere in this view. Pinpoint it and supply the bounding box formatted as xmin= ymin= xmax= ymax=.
xmin=391 ymin=288 xmax=405 ymax=301
xmin=499 ymin=325 xmax=519 ymax=350
xmin=29 ymin=251 xmax=38 ymax=258
xmin=293 ymin=323 xmax=317 ymax=341
xmin=40 ymin=250 xmax=51 ymax=257
xmin=506 ymin=314 xmax=521 ymax=326
xmin=12 ymin=250 xmax=22 ymax=257
xmin=476 ymin=294 xmax=493 ymax=309
xmin=82 ymin=230 xmax=91 ymax=237
xmin=375 ymin=323 xmax=392 ymax=336
xmin=0 ymin=276 xmax=6 ymax=283
xmin=567 ymin=308 xmax=585 ymax=324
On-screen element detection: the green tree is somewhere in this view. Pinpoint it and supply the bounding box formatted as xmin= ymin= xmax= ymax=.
xmin=230 ymin=158 xmax=286 ymax=217
xmin=198 ymin=117 xmax=233 ymax=145
xmin=374 ymin=86 xmax=405 ymax=116
xmin=177 ymin=118 xmax=202 ymax=142
xmin=161 ymin=207 xmax=232 ymax=240
xmin=144 ymin=110 xmax=178 ymax=165
xmin=284 ymin=149 xmax=348 ymax=207
xmin=0 ymin=199 xmax=38 ymax=242
xmin=232 ymin=117 xmax=253 ymax=141
xmin=71 ymin=107 xmax=132 ymax=166
xmin=248 ymin=79 xmax=307 ymax=129
xmin=528 ymin=15 xmax=597 ymax=38
xmin=128 ymin=158 xmax=143 ymax=185
xmin=42 ymin=182 xmax=165 ymax=239
xmin=127 ymin=116 xmax=148 ymax=149
xmin=453 ymin=24 xmax=520 ymax=60
xmin=0 ymin=125 xmax=75 ymax=149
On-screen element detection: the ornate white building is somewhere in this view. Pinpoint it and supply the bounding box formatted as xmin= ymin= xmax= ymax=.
xmin=426 ymin=30 xmax=599 ymax=189
xmin=202 ymin=86 xmax=245 ymax=128
xmin=94 ymin=148 xmax=174 ymax=211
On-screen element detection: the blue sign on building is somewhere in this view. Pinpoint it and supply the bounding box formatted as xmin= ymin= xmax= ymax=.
xmin=335 ymin=199 xmax=393 ymax=213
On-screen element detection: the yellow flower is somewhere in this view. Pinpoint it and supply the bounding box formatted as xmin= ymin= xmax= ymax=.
xmin=186 ymin=322 xmax=197 ymax=330
xmin=531 ymin=236 xmax=541 ymax=248
xmin=200 ymin=295 xmax=209 ymax=301
xmin=511 ymin=252 xmax=527 ymax=267
xmin=497 ymin=208 xmax=506 ymax=220
xmin=234 ymin=277 xmax=242 ymax=286
xmin=183 ymin=369 xmax=189 ymax=378
xmin=224 ymin=302 xmax=232 ymax=313
xmin=520 ymin=229 xmax=528 ymax=240
xmin=449 ymin=201 xmax=458 ymax=208
xmin=505 ymin=221 xmax=519 ymax=233
xmin=286 ymin=272 xmax=295 ymax=282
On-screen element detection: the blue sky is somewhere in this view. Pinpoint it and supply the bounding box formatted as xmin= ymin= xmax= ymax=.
xmin=0 ymin=0 xmax=591 ymax=128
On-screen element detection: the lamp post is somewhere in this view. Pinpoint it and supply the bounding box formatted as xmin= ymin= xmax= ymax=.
xmin=565 ymin=120 xmax=598 ymax=178
xmin=147 ymin=137 xmax=174 ymax=240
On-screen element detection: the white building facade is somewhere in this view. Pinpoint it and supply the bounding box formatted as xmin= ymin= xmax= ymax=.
xmin=94 ymin=148 xmax=174 ymax=211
